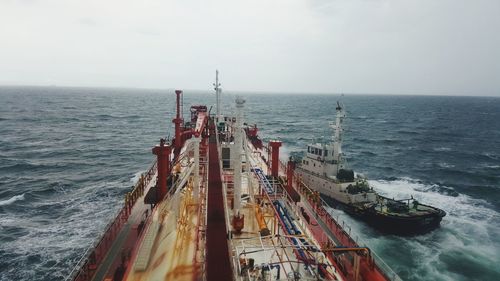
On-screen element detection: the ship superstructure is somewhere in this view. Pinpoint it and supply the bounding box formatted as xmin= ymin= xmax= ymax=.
xmin=294 ymin=102 xmax=446 ymax=234
xmin=67 ymin=73 xmax=401 ymax=281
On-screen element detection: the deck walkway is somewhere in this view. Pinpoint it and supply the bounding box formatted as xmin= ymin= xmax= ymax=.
xmin=206 ymin=120 xmax=233 ymax=281
xmin=91 ymin=176 xmax=155 ymax=281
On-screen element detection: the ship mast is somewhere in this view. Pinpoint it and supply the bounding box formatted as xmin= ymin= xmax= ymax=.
xmin=233 ymin=97 xmax=245 ymax=217
xmin=331 ymin=101 xmax=345 ymax=172
xmin=214 ymin=70 xmax=221 ymax=121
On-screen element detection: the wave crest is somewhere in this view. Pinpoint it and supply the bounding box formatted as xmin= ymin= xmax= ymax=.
xmin=0 ymin=194 xmax=25 ymax=206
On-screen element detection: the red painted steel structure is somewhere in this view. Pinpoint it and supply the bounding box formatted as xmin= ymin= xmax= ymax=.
xmin=296 ymin=179 xmax=389 ymax=281
xmin=194 ymin=112 xmax=208 ymax=138
xmin=285 ymin=160 xmax=300 ymax=203
xmin=269 ymin=140 xmax=282 ymax=177
xmin=152 ymin=139 xmax=171 ymax=199
xmin=206 ymin=120 xmax=233 ymax=281
xmin=287 ymin=160 xmax=294 ymax=190
xmin=173 ymin=90 xmax=184 ymax=152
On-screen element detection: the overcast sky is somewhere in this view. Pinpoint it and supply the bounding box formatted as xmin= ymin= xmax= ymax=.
xmin=1 ymin=0 xmax=499 ymax=95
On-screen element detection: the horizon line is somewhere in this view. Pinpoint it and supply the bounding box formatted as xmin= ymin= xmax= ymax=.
xmin=0 ymin=83 xmax=498 ymax=97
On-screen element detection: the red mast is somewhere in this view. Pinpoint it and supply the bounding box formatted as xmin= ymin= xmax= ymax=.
xmin=173 ymin=90 xmax=184 ymax=152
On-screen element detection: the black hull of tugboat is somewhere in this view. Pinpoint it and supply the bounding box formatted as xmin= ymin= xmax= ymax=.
xmin=321 ymin=195 xmax=445 ymax=235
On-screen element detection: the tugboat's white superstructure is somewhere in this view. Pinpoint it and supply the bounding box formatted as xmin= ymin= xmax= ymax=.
xmin=295 ymin=102 xmax=446 ymax=235
xmin=297 ymin=102 xmax=377 ymax=206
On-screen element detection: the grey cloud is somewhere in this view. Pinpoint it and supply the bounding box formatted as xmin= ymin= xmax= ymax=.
xmin=0 ymin=0 xmax=498 ymax=95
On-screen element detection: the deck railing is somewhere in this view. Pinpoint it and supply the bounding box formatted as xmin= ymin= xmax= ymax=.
xmin=242 ymin=131 xmax=403 ymax=281
xmin=295 ymin=178 xmax=402 ymax=281
xmin=66 ymin=160 xmax=157 ymax=281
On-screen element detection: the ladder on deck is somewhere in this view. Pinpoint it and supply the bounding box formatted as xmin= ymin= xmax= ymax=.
xmin=133 ymin=221 xmax=160 ymax=271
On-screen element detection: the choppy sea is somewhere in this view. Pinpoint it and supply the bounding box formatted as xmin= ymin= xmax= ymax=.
xmin=0 ymin=86 xmax=499 ymax=281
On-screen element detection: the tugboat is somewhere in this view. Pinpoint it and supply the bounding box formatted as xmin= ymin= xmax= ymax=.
xmin=295 ymin=102 xmax=446 ymax=235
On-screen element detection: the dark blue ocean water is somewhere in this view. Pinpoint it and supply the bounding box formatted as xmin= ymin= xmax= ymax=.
xmin=0 ymin=86 xmax=499 ymax=281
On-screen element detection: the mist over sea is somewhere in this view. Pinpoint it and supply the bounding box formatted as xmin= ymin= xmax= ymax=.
xmin=1 ymin=86 xmax=499 ymax=281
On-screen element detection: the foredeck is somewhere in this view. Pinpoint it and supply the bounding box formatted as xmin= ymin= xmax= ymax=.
xmin=118 ymin=134 xmax=210 ymax=281
xmin=124 ymin=182 xmax=199 ymax=281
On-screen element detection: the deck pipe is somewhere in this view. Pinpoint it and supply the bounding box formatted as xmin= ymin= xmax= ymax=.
xmin=173 ymin=90 xmax=184 ymax=152
xmin=273 ymin=200 xmax=309 ymax=267
xmin=269 ymin=140 xmax=282 ymax=177
xmin=193 ymin=136 xmax=200 ymax=200
xmin=273 ymin=200 xmax=327 ymax=276
xmin=152 ymin=138 xmax=171 ymax=199
xmin=254 ymin=204 xmax=270 ymax=236
xmin=233 ymin=97 xmax=245 ymax=217
xmin=232 ymin=97 xmax=246 ymax=233
xmin=252 ymin=168 xmax=274 ymax=194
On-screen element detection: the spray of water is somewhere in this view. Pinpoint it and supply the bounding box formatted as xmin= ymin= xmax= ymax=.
xmin=326 ymin=178 xmax=500 ymax=281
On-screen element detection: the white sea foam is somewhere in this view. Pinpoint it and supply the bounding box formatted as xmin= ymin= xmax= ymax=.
xmin=433 ymin=147 xmax=452 ymax=152
xmin=280 ymin=145 xmax=291 ymax=160
xmin=438 ymin=162 xmax=455 ymax=168
xmin=327 ymin=178 xmax=500 ymax=280
xmin=0 ymin=179 xmax=126 ymax=280
xmin=0 ymin=193 xmax=25 ymax=206
xmin=481 ymin=164 xmax=500 ymax=169
xmin=130 ymin=170 xmax=145 ymax=184
xmin=481 ymin=152 xmax=499 ymax=160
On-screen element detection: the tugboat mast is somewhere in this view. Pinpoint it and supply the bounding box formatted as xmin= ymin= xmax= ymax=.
xmin=331 ymin=101 xmax=345 ymax=173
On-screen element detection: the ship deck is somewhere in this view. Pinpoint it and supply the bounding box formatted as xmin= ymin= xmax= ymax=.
xmin=222 ymin=135 xmax=346 ymax=280
xmin=373 ymin=196 xmax=444 ymax=217
xmin=82 ymin=118 xmax=400 ymax=281
xmin=115 ymin=119 xmax=347 ymax=281
xmin=90 ymin=168 xmax=159 ymax=281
